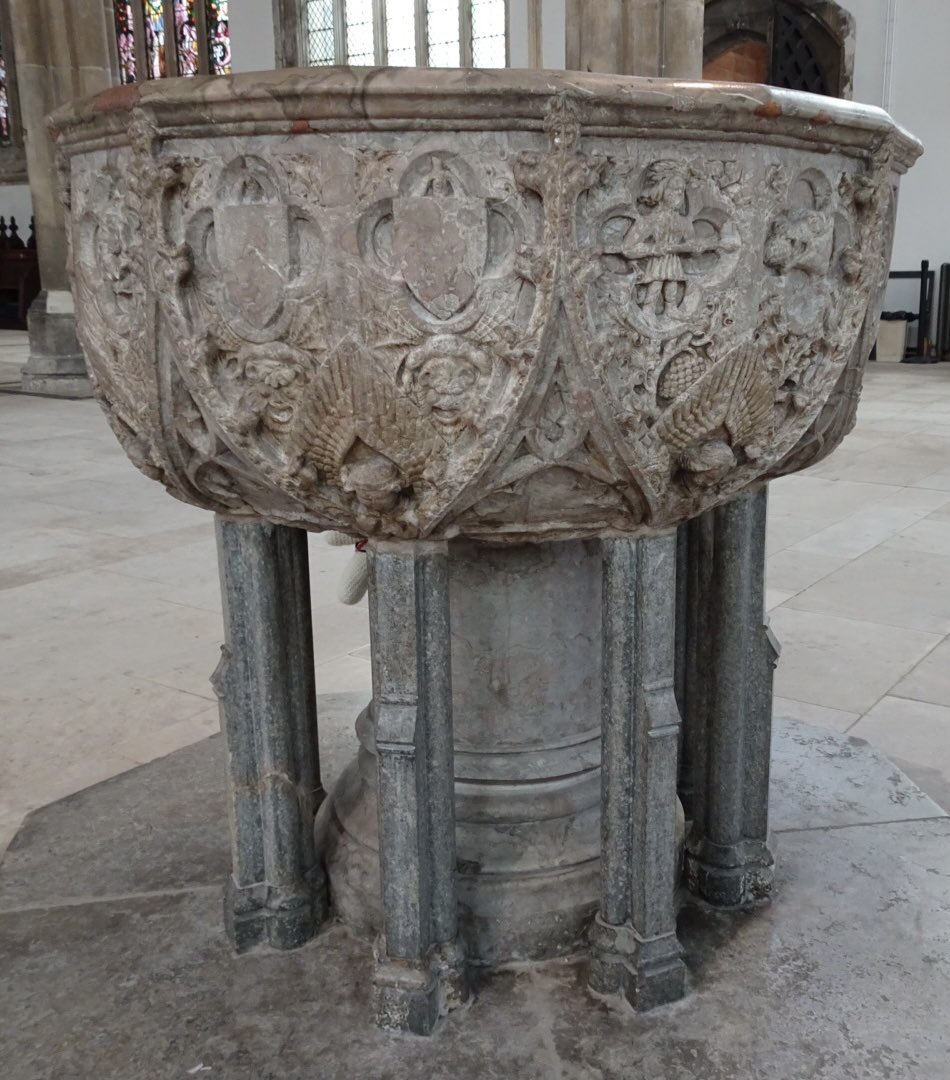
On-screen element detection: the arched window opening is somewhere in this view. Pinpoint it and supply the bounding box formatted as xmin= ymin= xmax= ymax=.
xmin=703 ymin=0 xmax=853 ymax=99
xmin=703 ymin=31 xmax=769 ymax=85
xmin=0 ymin=1 xmax=22 ymax=152
xmin=304 ymin=0 xmax=508 ymax=69
xmin=113 ymin=0 xmax=231 ymax=83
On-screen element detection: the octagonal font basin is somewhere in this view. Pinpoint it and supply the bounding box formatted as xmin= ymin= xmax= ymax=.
xmin=52 ymin=68 xmax=921 ymax=543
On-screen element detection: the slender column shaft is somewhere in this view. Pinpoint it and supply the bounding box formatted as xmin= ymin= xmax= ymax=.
xmin=683 ymin=489 xmax=778 ymax=908
xmin=662 ymin=0 xmax=705 ymax=78
xmin=213 ymin=517 xmax=326 ymax=952
xmin=590 ymin=535 xmax=687 ymax=1011
xmin=368 ymin=540 xmax=467 ymax=1035
xmin=632 ymin=0 xmax=663 ymax=77
xmin=566 ymin=0 xmax=704 ymax=78
xmin=565 ymin=0 xmax=628 ymax=73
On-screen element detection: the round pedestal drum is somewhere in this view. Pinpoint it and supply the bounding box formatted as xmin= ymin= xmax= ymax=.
xmin=321 ymin=540 xmax=603 ymax=964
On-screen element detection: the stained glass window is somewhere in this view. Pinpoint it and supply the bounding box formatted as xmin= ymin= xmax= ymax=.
xmin=144 ymin=0 xmax=167 ymax=78
xmin=114 ymin=1 xmax=230 ymax=81
xmin=0 ymin=29 xmax=9 ymax=145
xmin=114 ymin=1 xmax=137 ymax=83
xmin=305 ymin=1 xmax=507 ymax=68
xmin=175 ymin=0 xmax=200 ymax=77
xmin=206 ymin=0 xmax=231 ymax=74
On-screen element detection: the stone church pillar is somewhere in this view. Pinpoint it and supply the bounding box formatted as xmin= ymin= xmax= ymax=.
xmin=566 ymin=0 xmax=704 ymax=78
xmin=8 ymin=0 xmax=115 ymax=396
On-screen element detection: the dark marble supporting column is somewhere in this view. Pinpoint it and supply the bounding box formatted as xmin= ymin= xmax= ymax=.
xmin=681 ymin=489 xmax=779 ymax=908
xmin=212 ymin=517 xmax=327 ymax=952
xmin=367 ymin=540 xmax=468 ymax=1036
xmin=589 ymin=534 xmax=687 ymax=1011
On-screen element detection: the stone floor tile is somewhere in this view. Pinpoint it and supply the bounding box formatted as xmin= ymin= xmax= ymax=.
xmin=0 ymin=681 xmax=218 ymax=815
xmin=769 ymin=718 xmax=946 ymax=831
xmin=766 ymin=547 xmax=849 ymax=594
xmin=913 ymin=467 xmax=950 ymax=492
xmin=310 ymin=594 xmax=370 ymax=664
xmin=785 ymin=546 xmax=950 ymax=634
xmin=815 ymin=434 xmax=950 ymax=487
xmin=765 ymin=510 xmax=829 ymax=555
xmin=111 ymin=705 xmax=221 ymax=766
xmin=883 ymin=516 xmax=950 ymax=557
xmin=770 ymin=473 xmax=903 ymax=521
xmin=789 ymin=496 xmax=949 ymax=562
xmin=313 ymin=653 xmax=374 ymax=696
xmin=772 ymin=695 xmax=861 ymax=734
xmin=891 ymin=636 xmax=950 ymax=708
xmin=0 ymin=693 xmax=364 ymax=909
xmin=3 ymin=716 xmax=950 ymax=1080
xmin=0 ymin=806 xmax=23 ymax=863
xmin=769 ymin=606 xmax=941 ymax=714
xmin=849 ymin=696 xmax=950 ymax=810
xmin=766 ymin=588 xmax=794 ymax=610
xmin=3 ymin=816 xmax=950 ymax=1079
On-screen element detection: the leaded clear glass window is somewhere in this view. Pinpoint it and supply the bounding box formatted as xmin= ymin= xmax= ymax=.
xmin=113 ymin=0 xmax=231 ymax=83
xmin=305 ymin=0 xmax=508 ymax=68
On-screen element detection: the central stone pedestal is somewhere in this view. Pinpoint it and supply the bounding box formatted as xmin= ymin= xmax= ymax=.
xmin=321 ymin=540 xmax=603 ymax=964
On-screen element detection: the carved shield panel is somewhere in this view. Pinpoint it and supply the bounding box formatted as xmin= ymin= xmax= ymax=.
xmin=392 ymin=196 xmax=487 ymax=320
xmin=215 ymin=203 xmax=291 ymax=331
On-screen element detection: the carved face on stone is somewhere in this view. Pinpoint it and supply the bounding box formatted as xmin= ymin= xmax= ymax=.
xmin=764 ymin=209 xmax=835 ymax=277
xmin=638 ymin=161 xmax=692 ymax=214
xmin=238 ymin=344 xmax=307 ymax=435
xmin=339 ymin=440 xmax=403 ymax=512
xmin=403 ymin=336 xmax=490 ymax=433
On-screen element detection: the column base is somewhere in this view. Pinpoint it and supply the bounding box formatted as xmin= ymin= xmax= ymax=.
xmin=224 ymin=873 xmax=328 ymax=954
xmin=684 ymin=836 xmax=775 ymax=909
xmin=373 ymin=938 xmax=470 ymax=1035
xmin=22 ymin=291 xmax=92 ymax=399
xmin=588 ymin=915 xmax=687 ymax=1011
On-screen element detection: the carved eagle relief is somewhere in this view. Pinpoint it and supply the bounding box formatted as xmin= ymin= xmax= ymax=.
xmin=655 ymin=343 xmax=775 ymax=488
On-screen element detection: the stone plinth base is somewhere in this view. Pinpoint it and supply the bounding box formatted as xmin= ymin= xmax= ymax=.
xmin=21 ymin=291 xmax=92 ymax=398
xmin=2 ymin=716 xmax=947 ymax=1076
xmin=320 ymin=540 xmax=603 ymax=966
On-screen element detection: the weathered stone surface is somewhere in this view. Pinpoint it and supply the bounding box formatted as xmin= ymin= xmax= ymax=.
xmin=51 ymin=68 xmax=920 ymax=543
xmin=366 ymin=540 xmax=468 ymax=1034
xmin=321 ymin=539 xmax=602 ymax=965
xmin=20 ymin=290 xmax=92 ymax=398
xmin=680 ymin=489 xmax=778 ymax=908
xmin=213 ymin=518 xmax=328 ymax=952
xmin=3 ymin=724 xmax=949 ymax=1079
xmin=590 ymin=534 xmax=686 ymax=1009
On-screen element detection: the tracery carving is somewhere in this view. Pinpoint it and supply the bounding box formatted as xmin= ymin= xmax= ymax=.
xmin=57 ymin=73 xmax=918 ymax=542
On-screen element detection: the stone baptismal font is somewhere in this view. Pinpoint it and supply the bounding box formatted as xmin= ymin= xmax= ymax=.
xmin=52 ymin=66 xmax=919 ymax=1034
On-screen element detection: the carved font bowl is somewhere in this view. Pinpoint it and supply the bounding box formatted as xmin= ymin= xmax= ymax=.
xmin=52 ymin=69 xmax=921 ymax=542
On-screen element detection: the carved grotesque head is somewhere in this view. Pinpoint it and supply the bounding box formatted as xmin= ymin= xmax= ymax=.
xmin=339 ymin=440 xmax=403 ymax=512
xmin=764 ymin=209 xmax=835 ymax=277
xmin=238 ymin=343 xmax=307 ymax=435
xmin=403 ymin=336 xmax=490 ymax=434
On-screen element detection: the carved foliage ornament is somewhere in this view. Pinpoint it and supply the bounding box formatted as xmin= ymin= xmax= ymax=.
xmin=61 ymin=82 xmax=913 ymax=542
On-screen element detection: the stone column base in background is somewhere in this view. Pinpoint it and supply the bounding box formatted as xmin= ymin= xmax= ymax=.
xmin=21 ymin=291 xmax=92 ymax=398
